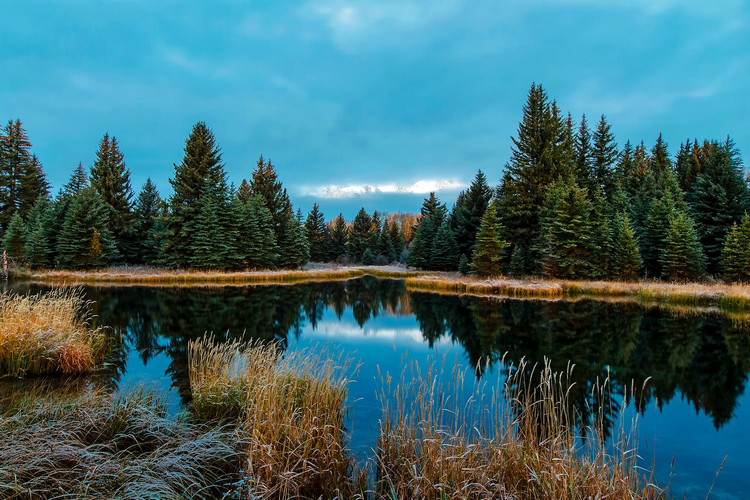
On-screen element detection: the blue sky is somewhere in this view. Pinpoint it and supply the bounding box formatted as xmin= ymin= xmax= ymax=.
xmin=2 ymin=0 xmax=748 ymax=218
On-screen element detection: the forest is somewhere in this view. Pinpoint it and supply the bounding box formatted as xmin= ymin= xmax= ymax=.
xmin=1 ymin=83 xmax=749 ymax=282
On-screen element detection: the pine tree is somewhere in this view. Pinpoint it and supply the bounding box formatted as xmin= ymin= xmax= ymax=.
xmin=276 ymin=206 xmax=308 ymax=269
xmin=328 ymin=214 xmax=348 ymax=262
xmin=407 ymin=193 xmax=447 ymax=270
xmin=189 ymin=181 xmax=225 ymax=269
xmin=591 ymin=115 xmax=618 ymax=198
xmin=450 ymin=169 xmax=492 ymax=260
xmin=458 ymin=254 xmax=470 ymax=275
xmin=431 ymin=222 xmax=459 ymax=271
xmin=90 ymin=133 xmax=135 ymax=260
xmin=248 ymin=155 xmax=292 ymax=244
xmin=620 ymin=142 xmax=655 ymax=239
xmin=361 ymin=248 xmax=375 ymax=265
xmin=722 ymin=214 xmax=750 ymax=282
xmin=540 ymin=179 xmax=598 ymax=279
xmin=0 ymin=120 xmax=46 ymax=233
xmin=388 ymin=220 xmax=406 ymax=258
xmin=661 ymin=212 xmax=706 ymax=281
xmin=132 ymin=179 xmax=162 ymax=265
xmin=574 ymin=114 xmax=594 ymax=191
xmin=497 ymin=84 xmax=570 ymax=272
xmin=63 ymin=163 xmax=89 ymax=196
xmin=57 ymin=187 xmax=118 ymax=268
xmin=642 ymin=193 xmax=678 ymax=278
xmin=687 ymin=138 xmax=749 ymax=275
xmin=304 ymin=203 xmax=328 ymax=262
xmin=348 ymin=208 xmax=374 ymax=262
xmin=471 ymin=199 xmax=508 ymax=277
xmin=2 ymin=213 xmax=27 ymax=264
xmin=377 ymin=221 xmax=396 ymax=262
xmin=162 ymin=122 xmax=225 ymax=268
xmin=509 ymin=245 xmax=525 ymax=276
xmin=23 ymin=197 xmax=54 ymax=268
xmin=610 ymin=212 xmax=642 ymax=280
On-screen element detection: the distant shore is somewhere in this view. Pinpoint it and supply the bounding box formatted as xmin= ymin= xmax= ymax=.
xmin=10 ymin=264 xmax=750 ymax=313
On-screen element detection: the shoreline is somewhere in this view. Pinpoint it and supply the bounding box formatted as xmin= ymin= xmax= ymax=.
xmin=10 ymin=265 xmax=750 ymax=313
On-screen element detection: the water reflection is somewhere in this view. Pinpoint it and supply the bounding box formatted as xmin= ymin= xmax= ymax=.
xmin=10 ymin=278 xmax=750 ymax=435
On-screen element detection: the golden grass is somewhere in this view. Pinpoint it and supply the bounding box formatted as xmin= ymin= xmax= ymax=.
xmin=0 ymin=288 xmax=110 ymax=377
xmin=188 ymin=336 xmax=364 ymax=498
xmin=376 ymin=356 xmax=662 ymax=499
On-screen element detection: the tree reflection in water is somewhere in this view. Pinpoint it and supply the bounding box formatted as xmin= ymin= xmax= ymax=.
xmin=11 ymin=277 xmax=750 ymax=434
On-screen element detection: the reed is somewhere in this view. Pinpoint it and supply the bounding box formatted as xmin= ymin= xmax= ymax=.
xmin=0 ymin=383 xmax=244 ymax=499
xmin=0 ymin=288 xmax=110 ymax=377
xmin=375 ymin=356 xmax=663 ymax=499
xmin=188 ymin=336 xmax=364 ymax=498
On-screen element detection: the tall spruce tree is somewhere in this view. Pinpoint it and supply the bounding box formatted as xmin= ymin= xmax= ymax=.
xmin=471 ymin=199 xmax=508 ymax=276
xmin=687 ymin=138 xmax=749 ymax=274
xmin=0 ymin=120 xmax=36 ymax=233
xmin=90 ymin=133 xmax=135 ymax=260
xmin=407 ymin=193 xmax=448 ymax=269
xmin=722 ymin=214 xmax=750 ymax=282
xmin=189 ymin=180 xmax=226 ymax=269
xmin=24 ymin=197 xmax=54 ymax=268
xmin=661 ymin=212 xmax=706 ymax=281
xmin=610 ymin=212 xmax=642 ymax=280
xmin=248 ymin=155 xmax=292 ymax=243
xmin=540 ymin=179 xmax=598 ymax=279
xmin=348 ymin=208 xmax=374 ymax=262
xmin=431 ymin=222 xmax=459 ymax=271
xmin=63 ymin=163 xmax=89 ymax=196
xmin=591 ymin=115 xmax=618 ymax=198
xmin=642 ymin=193 xmax=679 ymax=278
xmin=132 ymin=179 xmax=163 ymax=265
xmin=276 ymin=207 xmax=308 ymax=268
xmin=238 ymin=194 xmax=278 ymax=269
xmin=57 ymin=187 xmax=118 ymax=268
xmin=2 ymin=213 xmax=27 ymax=264
xmin=162 ymin=121 xmax=225 ymax=268
xmin=304 ymin=203 xmax=328 ymax=262
xmin=377 ymin=221 xmax=396 ymax=262
xmin=328 ymin=214 xmax=348 ymax=262
xmin=450 ymin=169 xmax=492 ymax=260
xmin=497 ymin=84 xmax=570 ymax=272
xmin=574 ymin=114 xmax=594 ymax=191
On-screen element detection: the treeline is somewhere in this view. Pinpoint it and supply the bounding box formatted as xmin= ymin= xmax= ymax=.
xmin=406 ymin=84 xmax=750 ymax=282
xmin=0 ymin=120 xmax=411 ymax=270
xmin=2 ymin=82 xmax=749 ymax=281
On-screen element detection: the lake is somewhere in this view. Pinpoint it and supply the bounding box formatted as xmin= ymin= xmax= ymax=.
xmin=6 ymin=277 xmax=750 ymax=499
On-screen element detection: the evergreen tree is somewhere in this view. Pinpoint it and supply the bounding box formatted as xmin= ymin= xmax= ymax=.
xmin=248 ymin=155 xmax=292 ymax=243
xmin=304 ymin=203 xmax=328 ymax=262
xmin=431 ymin=222 xmax=459 ymax=271
xmin=471 ymin=199 xmax=508 ymax=277
xmin=2 ymin=213 xmax=27 ymax=264
xmin=132 ymin=179 xmax=162 ymax=265
xmin=63 ymin=163 xmax=89 ymax=196
xmin=497 ymin=84 xmax=570 ymax=272
xmin=239 ymin=194 xmax=277 ymax=268
xmin=458 ymin=254 xmax=470 ymax=275
xmin=540 ymin=179 xmax=598 ymax=279
xmin=361 ymin=248 xmax=375 ymax=265
xmin=610 ymin=212 xmax=642 ymax=280
xmin=90 ymin=133 xmax=135 ymax=260
xmin=57 ymin=187 xmax=118 ymax=268
xmin=509 ymin=245 xmax=525 ymax=277
xmin=162 ymin=121 xmax=225 ymax=268
xmin=19 ymin=154 xmax=49 ymax=219
xmin=722 ymin=214 xmax=750 ymax=282
xmin=407 ymin=193 xmax=447 ymax=269
xmin=574 ymin=114 xmax=594 ymax=191
xmin=276 ymin=206 xmax=308 ymax=269
xmin=328 ymin=214 xmax=348 ymax=262
xmin=0 ymin=120 xmax=33 ymax=233
xmin=661 ymin=212 xmax=706 ymax=281
xmin=348 ymin=208 xmax=374 ymax=262
xmin=449 ymin=169 xmax=492 ymax=260
xmin=620 ymin=142 xmax=655 ymax=239
xmin=589 ymin=188 xmax=612 ymax=278
xmin=642 ymin=193 xmax=678 ymax=278
xmin=23 ymin=197 xmax=54 ymax=268
xmin=591 ymin=115 xmax=618 ymax=198
xmin=189 ymin=181 xmax=226 ymax=269
xmin=388 ymin=220 xmax=406 ymax=258
xmin=377 ymin=221 xmax=396 ymax=262
xmin=687 ymin=138 xmax=749 ymax=274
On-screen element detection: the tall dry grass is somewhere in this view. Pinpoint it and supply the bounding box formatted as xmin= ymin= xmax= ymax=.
xmin=375 ymin=356 xmax=663 ymax=499
xmin=0 ymin=288 xmax=110 ymax=377
xmin=188 ymin=336 xmax=365 ymax=498
xmin=0 ymin=382 xmax=244 ymax=499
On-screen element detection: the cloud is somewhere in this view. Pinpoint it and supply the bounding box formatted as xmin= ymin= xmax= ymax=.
xmin=301 ymin=179 xmax=467 ymax=199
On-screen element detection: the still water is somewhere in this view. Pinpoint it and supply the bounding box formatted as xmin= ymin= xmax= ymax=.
xmin=7 ymin=277 xmax=750 ymax=498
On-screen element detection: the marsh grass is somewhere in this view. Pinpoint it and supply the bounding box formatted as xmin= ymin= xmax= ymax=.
xmin=0 ymin=382 xmax=244 ymax=499
xmin=188 ymin=336 xmax=365 ymax=498
xmin=0 ymin=288 xmax=110 ymax=377
xmin=375 ymin=356 xmax=663 ymax=499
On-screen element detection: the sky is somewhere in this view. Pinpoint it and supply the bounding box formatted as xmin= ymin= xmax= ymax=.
xmin=1 ymin=0 xmax=748 ymax=218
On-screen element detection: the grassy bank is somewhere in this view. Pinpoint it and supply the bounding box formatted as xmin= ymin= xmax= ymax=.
xmin=12 ymin=265 xmax=750 ymax=312
xmin=0 ymin=288 xmax=111 ymax=377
